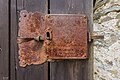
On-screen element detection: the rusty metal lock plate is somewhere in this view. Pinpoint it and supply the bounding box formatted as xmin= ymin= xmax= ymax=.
xmin=18 ymin=10 xmax=88 ymax=67
xmin=45 ymin=14 xmax=88 ymax=59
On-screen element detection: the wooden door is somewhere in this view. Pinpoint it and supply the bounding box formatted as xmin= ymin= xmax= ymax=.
xmin=0 ymin=0 xmax=93 ymax=80
xmin=50 ymin=0 xmax=93 ymax=80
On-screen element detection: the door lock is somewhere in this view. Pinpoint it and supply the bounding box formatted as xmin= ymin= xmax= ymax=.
xmin=17 ymin=10 xmax=104 ymax=67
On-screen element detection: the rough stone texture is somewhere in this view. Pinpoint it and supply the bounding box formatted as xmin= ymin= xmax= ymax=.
xmin=94 ymin=0 xmax=120 ymax=80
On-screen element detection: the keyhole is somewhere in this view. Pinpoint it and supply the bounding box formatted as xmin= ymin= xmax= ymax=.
xmin=46 ymin=32 xmax=50 ymax=40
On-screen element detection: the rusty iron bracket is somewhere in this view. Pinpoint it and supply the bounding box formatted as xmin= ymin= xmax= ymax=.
xmin=18 ymin=10 xmax=104 ymax=67
xmin=17 ymin=36 xmax=44 ymax=44
xmin=91 ymin=35 xmax=104 ymax=40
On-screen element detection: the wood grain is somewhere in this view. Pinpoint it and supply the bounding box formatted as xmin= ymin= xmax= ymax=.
xmin=10 ymin=0 xmax=48 ymax=80
xmin=10 ymin=0 xmax=17 ymax=80
xmin=50 ymin=0 xmax=93 ymax=80
xmin=0 ymin=0 xmax=9 ymax=80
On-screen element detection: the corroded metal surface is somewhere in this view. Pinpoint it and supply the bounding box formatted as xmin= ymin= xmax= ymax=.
xmin=45 ymin=14 xmax=88 ymax=59
xmin=18 ymin=40 xmax=47 ymax=67
xmin=18 ymin=10 xmax=88 ymax=67
xmin=18 ymin=10 xmax=45 ymax=38
xmin=18 ymin=10 xmax=47 ymax=67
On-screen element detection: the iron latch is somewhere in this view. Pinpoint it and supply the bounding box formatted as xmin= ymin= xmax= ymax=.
xmin=17 ymin=10 xmax=103 ymax=67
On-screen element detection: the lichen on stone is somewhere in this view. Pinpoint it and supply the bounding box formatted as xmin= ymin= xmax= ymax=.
xmin=94 ymin=0 xmax=120 ymax=80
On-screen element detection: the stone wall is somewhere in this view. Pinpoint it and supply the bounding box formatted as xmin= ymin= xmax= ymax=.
xmin=94 ymin=0 xmax=120 ymax=80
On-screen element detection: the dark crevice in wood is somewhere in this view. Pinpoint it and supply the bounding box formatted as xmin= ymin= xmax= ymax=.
xmin=23 ymin=0 xmax=25 ymax=10
xmin=14 ymin=1 xmax=18 ymax=80
xmin=48 ymin=1 xmax=50 ymax=80
xmin=48 ymin=0 xmax=50 ymax=14
xmin=48 ymin=62 xmax=50 ymax=80
xmin=9 ymin=0 xmax=11 ymax=80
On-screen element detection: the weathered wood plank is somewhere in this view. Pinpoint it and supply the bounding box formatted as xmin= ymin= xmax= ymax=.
xmin=50 ymin=0 xmax=93 ymax=80
xmin=50 ymin=0 xmax=85 ymax=14
xmin=0 ymin=0 xmax=9 ymax=80
xmin=10 ymin=0 xmax=17 ymax=80
xmin=15 ymin=0 xmax=48 ymax=80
